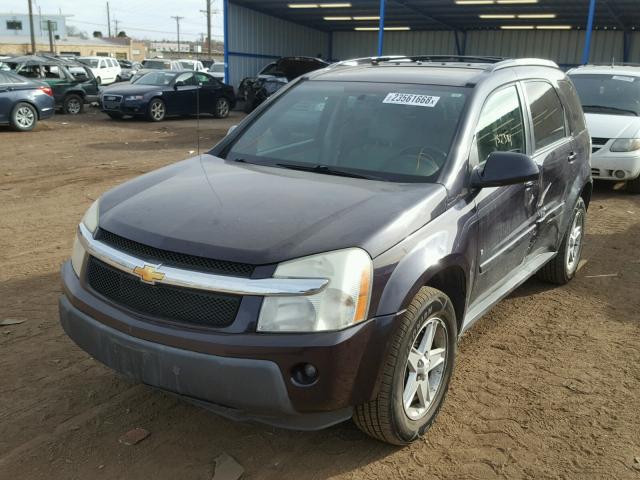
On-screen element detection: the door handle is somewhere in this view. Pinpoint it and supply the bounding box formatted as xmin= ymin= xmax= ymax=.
xmin=568 ymin=152 xmax=578 ymax=162
xmin=524 ymin=180 xmax=537 ymax=189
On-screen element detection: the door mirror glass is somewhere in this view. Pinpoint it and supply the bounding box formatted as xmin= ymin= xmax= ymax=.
xmin=471 ymin=151 xmax=539 ymax=188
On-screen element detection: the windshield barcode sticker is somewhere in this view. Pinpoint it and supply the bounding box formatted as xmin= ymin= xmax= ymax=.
xmin=612 ymin=75 xmax=635 ymax=82
xmin=383 ymin=93 xmax=440 ymax=107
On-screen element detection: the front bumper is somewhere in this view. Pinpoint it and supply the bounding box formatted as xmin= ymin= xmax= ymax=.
xmin=60 ymin=261 xmax=397 ymax=430
xmin=591 ymin=152 xmax=640 ymax=180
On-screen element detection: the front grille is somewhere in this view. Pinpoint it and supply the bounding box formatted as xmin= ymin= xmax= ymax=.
xmin=86 ymin=257 xmax=240 ymax=328
xmin=95 ymin=229 xmax=254 ymax=277
xmin=591 ymin=168 xmax=601 ymax=177
xmin=591 ymin=137 xmax=610 ymax=145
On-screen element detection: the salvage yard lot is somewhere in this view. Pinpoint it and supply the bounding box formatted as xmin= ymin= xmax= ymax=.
xmin=1 ymin=109 xmax=639 ymax=479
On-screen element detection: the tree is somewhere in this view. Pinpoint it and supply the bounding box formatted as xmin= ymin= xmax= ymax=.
xmin=117 ymin=31 xmax=128 ymax=38
xmin=93 ymin=31 xmax=103 ymax=38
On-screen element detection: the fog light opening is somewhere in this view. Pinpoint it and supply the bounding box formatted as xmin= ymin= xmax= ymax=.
xmin=614 ymin=170 xmax=626 ymax=179
xmin=291 ymin=363 xmax=319 ymax=387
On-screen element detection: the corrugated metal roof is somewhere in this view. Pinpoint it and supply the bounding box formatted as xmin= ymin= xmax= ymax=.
xmin=231 ymin=0 xmax=640 ymax=32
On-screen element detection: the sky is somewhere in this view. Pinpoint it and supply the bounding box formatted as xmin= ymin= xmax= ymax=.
xmin=3 ymin=0 xmax=224 ymax=41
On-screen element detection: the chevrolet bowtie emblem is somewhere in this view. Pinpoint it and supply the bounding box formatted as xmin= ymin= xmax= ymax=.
xmin=133 ymin=265 xmax=165 ymax=284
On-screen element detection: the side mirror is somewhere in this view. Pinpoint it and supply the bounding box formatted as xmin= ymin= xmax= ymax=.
xmin=471 ymin=151 xmax=539 ymax=189
xmin=174 ymin=81 xmax=184 ymax=90
xmin=227 ymin=125 xmax=237 ymax=136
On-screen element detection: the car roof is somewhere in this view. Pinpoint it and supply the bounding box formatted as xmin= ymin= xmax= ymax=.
xmin=309 ymin=57 xmax=561 ymax=87
xmin=568 ymin=64 xmax=640 ymax=76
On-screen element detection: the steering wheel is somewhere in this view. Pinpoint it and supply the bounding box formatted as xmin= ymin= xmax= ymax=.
xmin=380 ymin=145 xmax=448 ymax=177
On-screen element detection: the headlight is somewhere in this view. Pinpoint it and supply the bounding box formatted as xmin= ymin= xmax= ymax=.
xmin=257 ymin=248 xmax=372 ymax=332
xmin=610 ymin=138 xmax=640 ymax=152
xmin=71 ymin=236 xmax=85 ymax=277
xmin=81 ymin=199 xmax=100 ymax=234
xmin=125 ymin=95 xmax=144 ymax=101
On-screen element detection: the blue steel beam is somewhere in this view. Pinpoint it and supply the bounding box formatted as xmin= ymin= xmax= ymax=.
xmin=224 ymin=0 xmax=230 ymax=84
xmin=582 ymin=0 xmax=597 ymax=65
xmin=378 ymin=0 xmax=385 ymax=57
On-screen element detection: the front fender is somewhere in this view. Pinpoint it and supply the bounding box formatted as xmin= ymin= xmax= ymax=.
xmin=372 ymin=198 xmax=478 ymax=319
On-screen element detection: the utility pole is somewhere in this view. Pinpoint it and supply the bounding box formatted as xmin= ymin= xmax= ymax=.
xmin=171 ymin=16 xmax=184 ymax=53
xmin=27 ymin=0 xmax=36 ymax=54
xmin=206 ymin=0 xmax=212 ymax=57
xmin=107 ymin=2 xmax=111 ymax=37
xmin=47 ymin=20 xmax=54 ymax=53
xmin=113 ymin=19 xmax=119 ymax=35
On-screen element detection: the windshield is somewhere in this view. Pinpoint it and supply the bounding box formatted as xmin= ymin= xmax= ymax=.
xmin=142 ymin=60 xmax=171 ymax=70
xmin=179 ymin=61 xmax=195 ymax=69
xmin=79 ymin=58 xmax=99 ymax=68
xmin=226 ymin=81 xmax=468 ymax=182
xmin=134 ymin=71 xmax=177 ymax=86
xmin=570 ymin=73 xmax=640 ymax=116
xmin=210 ymin=64 xmax=225 ymax=73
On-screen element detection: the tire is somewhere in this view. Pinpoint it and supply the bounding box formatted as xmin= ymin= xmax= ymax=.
xmin=627 ymin=176 xmax=640 ymax=194
xmin=354 ymin=287 xmax=457 ymax=445
xmin=10 ymin=102 xmax=38 ymax=131
xmin=146 ymin=98 xmax=166 ymax=122
xmin=107 ymin=112 xmax=123 ymax=120
xmin=214 ymin=97 xmax=231 ymax=118
xmin=63 ymin=94 xmax=84 ymax=115
xmin=536 ymin=197 xmax=586 ymax=285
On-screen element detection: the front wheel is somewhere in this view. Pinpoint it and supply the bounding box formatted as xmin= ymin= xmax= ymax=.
xmin=354 ymin=287 xmax=457 ymax=445
xmin=146 ymin=98 xmax=166 ymax=122
xmin=536 ymin=197 xmax=586 ymax=284
xmin=10 ymin=102 xmax=38 ymax=131
xmin=214 ymin=97 xmax=231 ymax=118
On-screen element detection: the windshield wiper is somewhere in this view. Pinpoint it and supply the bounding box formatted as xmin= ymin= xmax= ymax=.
xmin=275 ymin=163 xmax=381 ymax=180
xmin=582 ymin=105 xmax=639 ymax=116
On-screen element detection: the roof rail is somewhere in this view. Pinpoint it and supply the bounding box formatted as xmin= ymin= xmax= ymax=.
xmin=489 ymin=58 xmax=559 ymax=71
xmin=331 ymin=55 xmax=507 ymax=68
xmin=575 ymin=62 xmax=640 ymax=68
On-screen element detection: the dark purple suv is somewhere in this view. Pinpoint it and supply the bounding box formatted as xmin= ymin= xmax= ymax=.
xmin=59 ymin=56 xmax=592 ymax=445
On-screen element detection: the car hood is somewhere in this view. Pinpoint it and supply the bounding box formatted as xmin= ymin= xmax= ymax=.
xmin=99 ymin=155 xmax=448 ymax=266
xmin=584 ymin=112 xmax=640 ymax=139
xmin=276 ymin=57 xmax=329 ymax=81
xmin=101 ymin=83 xmax=161 ymax=95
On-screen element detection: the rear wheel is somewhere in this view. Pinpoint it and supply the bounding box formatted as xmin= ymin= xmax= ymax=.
xmin=627 ymin=176 xmax=640 ymax=194
xmin=63 ymin=94 xmax=84 ymax=115
xmin=353 ymin=287 xmax=457 ymax=445
xmin=214 ymin=97 xmax=231 ymax=118
xmin=537 ymin=197 xmax=586 ymax=284
xmin=10 ymin=102 xmax=37 ymax=131
xmin=146 ymin=98 xmax=166 ymax=122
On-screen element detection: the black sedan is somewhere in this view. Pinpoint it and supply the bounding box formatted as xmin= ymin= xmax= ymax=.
xmin=99 ymin=70 xmax=236 ymax=121
xmin=0 ymin=70 xmax=55 ymax=131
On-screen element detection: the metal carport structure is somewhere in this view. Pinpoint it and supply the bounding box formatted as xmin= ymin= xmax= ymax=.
xmin=222 ymin=0 xmax=640 ymax=88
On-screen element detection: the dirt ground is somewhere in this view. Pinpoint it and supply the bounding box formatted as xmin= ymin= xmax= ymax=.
xmin=1 ymin=108 xmax=639 ymax=480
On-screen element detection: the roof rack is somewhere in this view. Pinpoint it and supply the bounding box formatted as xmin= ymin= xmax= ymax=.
xmin=488 ymin=58 xmax=559 ymax=71
xmin=331 ymin=55 xmax=558 ymax=72
xmin=574 ymin=62 xmax=640 ymax=68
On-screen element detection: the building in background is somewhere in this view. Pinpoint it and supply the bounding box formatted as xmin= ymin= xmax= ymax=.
xmin=0 ymin=12 xmax=147 ymax=60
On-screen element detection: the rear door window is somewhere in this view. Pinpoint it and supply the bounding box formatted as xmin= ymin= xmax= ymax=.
xmin=525 ymin=81 xmax=567 ymax=150
xmin=475 ymin=85 xmax=526 ymax=163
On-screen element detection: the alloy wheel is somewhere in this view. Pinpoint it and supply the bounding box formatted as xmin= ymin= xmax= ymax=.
xmin=67 ymin=99 xmax=81 ymax=115
xmin=566 ymin=209 xmax=584 ymax=274
xmin=403 ymin=317 xmax=448 ymax=421
xmin=150 ymin=101 xmax=165 ymax=121
xmin=15 ymin=106 xmax=35 ymax=128
xmin=217 ymin=99 xmax=230 ymax=117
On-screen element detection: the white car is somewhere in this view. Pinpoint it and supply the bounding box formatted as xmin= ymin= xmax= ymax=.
xmin=177 ymin=59 xmax=206 ymax=72
xmin=568 ymin=65 xmax=640 ymax=192
xmin=78 ymin=56 xmax=122 ymax=85
xmin=207 ymin=62 xmax=226 ymax=83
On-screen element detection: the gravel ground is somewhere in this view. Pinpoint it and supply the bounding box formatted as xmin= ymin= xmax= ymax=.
xmin=1 ymin=108 xmax=639 ymax=479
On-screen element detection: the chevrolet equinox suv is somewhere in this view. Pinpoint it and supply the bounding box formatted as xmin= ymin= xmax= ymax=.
xmin=60 ymin=56 xmax=591 ymax=445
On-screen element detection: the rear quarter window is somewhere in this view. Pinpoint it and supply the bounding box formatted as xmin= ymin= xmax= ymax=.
xmin=558 ymin=79 xmax=586 ymax=135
